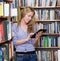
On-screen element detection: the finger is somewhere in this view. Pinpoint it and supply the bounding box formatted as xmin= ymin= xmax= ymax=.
xmin=30 ymin=33 xmax=34 ymax=35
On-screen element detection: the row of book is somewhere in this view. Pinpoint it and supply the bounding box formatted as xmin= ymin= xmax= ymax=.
xmin=36 ymin=50 xmax=60 ymax=61
xmin=0 ymin=0 xmax=17 ymax=16
xmin=35 ymin=9 xmax=60 ymax=20
xmin=0 ymin=21 xmax=11 ymax=42
xmin=19 ymin=0 xmax=57 ymax=7
xmin=0 ymin=44 xmax=9 ymax=61
xmin=36 ymin=22 xmax=60 ymax=33
xmin=11 ymin=0 xmax=60 ymax=7
xmin=36 ymin=36 xmax=60 ymax=47
xmin=0 ymin=43 xmax=13 ymax=61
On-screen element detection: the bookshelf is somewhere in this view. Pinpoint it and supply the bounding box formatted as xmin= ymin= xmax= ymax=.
xmin=0 ymin=16 xmax=9 ymax=20
xmin=15 ymin=0 xmax=60 ymax=61
xmin=4 ymin=0 xmax=13 ymax=3
xmin=0 ymin=0 xmax=13 ymax=61
xmin=0 ymin=39 xmax=12 ymax=46
xmin=35 ymin=47 xmax=60 ymax=51
xmin=19 ymin=6 xmax=60 ymax=9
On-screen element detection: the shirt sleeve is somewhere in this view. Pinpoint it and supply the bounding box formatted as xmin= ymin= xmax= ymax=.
xmin=12 ymin=23 xmax=18 ymax=46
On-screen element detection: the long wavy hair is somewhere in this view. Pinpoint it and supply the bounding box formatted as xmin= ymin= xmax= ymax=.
xmin=17 ymin=7 xmax=35 ymax=33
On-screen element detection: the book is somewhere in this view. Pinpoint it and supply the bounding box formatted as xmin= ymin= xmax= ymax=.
xmin=58 ymin=50 xmax=60 ymax=61
xmin=31 ymin=29 xmax=46 ymax=38
xmin=0 ymin=1 xmax=3 ymax=16
xmin=3 ymin=21 xmax=8 ymax=41
xmin=11 ymin=8 xmax=17 ymax=17
xmin=0 ymin=22 xmax=4 ymax=41
xmin=51 ymin=0 xmax=56 ymax=7
xmin=4 ymin=3 xmax=9 ymax=16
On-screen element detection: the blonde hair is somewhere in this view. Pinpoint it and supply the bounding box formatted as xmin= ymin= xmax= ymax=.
xmin=17 ymin=7 xmax=35 ymax=33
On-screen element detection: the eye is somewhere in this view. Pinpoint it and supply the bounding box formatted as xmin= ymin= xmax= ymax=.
xmin=28 ymin=15 xmax=31 ymax=17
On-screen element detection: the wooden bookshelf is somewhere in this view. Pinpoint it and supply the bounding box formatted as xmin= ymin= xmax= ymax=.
xmin=0 ymin=16 xmax=9 ymax=20
xmin=0 ymin=39 xmax=12 ymax=46
xmin=19 ymin=6 xmax=60 ymax=9
xmin=36 ymin=47 xmax=60 ymax=48
xmin=35 ymin=47 xmax=60 ymax=50
xmin=35 ymin=20 xmax=60 ymax=22
xmin=4 ymin=0 xmax=13 ymax=3
xmin=42 ymin=33 xmax=60 ymax=36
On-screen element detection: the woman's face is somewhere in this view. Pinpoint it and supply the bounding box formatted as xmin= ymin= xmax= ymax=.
xmin=23 ymin=11 xmax=34 ymax=24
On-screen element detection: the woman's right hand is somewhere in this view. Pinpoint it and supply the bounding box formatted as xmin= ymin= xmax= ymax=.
xmin=26 ymin=33 xmax=34 ymax=41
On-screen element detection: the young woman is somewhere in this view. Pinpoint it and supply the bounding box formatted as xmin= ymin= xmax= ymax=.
xmin=12 ymin=7 xmax=43 ymax=61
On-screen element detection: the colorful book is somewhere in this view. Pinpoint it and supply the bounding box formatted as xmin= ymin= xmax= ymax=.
xmin=0 ymin=22 xmax=4 ymax=41
xmin=3 ymin=21 xmax=8 ymax=41
xmin=4 ymin=3 xmax=9 ymax=16
xmin=0 ymin=48 xmax=3 ymax=61
xmin=0 ymin=0 xmax=4 ymax=16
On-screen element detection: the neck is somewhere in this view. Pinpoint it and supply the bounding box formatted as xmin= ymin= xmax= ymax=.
xmin=21 ymin=19 xmax=27 ymax=27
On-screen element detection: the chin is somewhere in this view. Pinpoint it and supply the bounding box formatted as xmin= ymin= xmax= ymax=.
xmin=27 ymin=20 xmax=31 ymax=24
xmin=26 ymin=22 xmax=29 ymax=24
xmin=26 ymin=21 xmax=30 ymax=24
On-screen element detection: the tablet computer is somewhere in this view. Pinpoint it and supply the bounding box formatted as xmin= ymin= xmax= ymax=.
xmin=31 ymin=29 xmax=46 ymax=38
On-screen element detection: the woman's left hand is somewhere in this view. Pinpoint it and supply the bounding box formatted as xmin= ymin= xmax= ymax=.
xmin=35 ymin=31 xmax=43 ymax=40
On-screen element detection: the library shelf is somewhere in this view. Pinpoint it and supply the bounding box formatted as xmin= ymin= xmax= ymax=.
xmin=42 ymin=33 xmax=60 ymax=36
xmin=0 ymin=16 xmax=9 ymax=20
xmin=35 ymin=20 xmax=60 ymax=22
xmin=4 ymin=0 xmax=13 ymax=3
xmin=0 ymin=38 xmax=12 ymax=46
xmin=35 ymin=47 xmax=60 ymax=51
xmin=19 ymin=6 xmax=60 ymax=9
